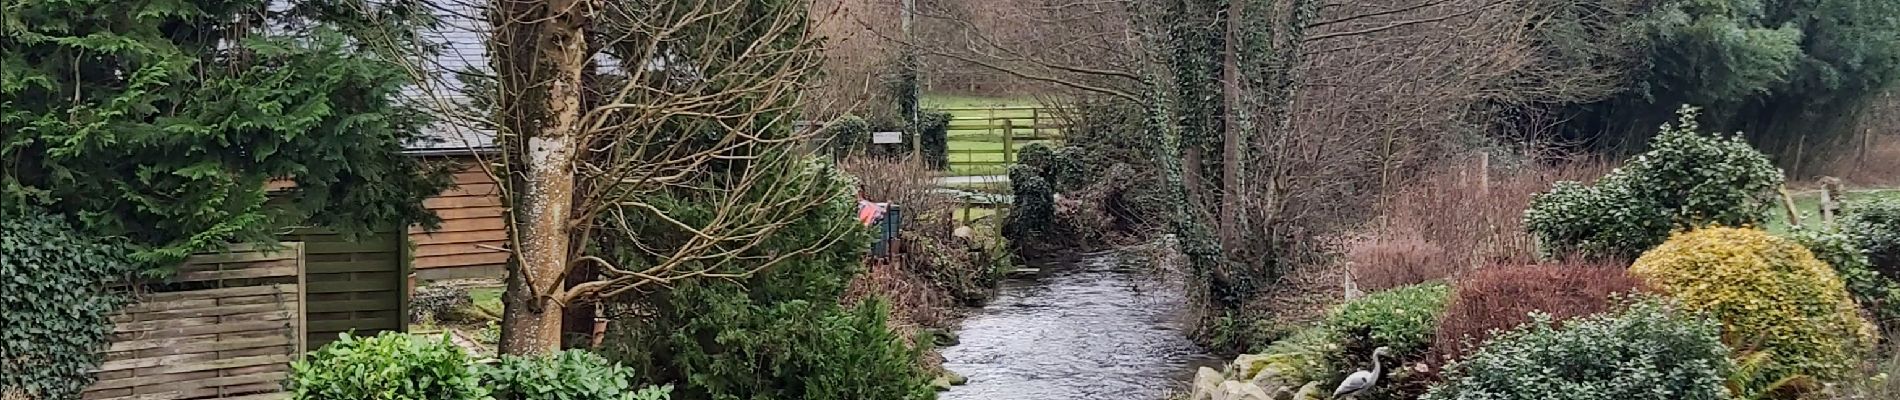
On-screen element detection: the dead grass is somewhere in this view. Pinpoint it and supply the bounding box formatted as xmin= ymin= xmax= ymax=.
xmin=1827 ymin=329 xmax=1900 ymax=399
xmin=1813 ymin=134 xmax=1900 ymax=189
xmin=1346 ymin=158 xmax=1613 ymax=290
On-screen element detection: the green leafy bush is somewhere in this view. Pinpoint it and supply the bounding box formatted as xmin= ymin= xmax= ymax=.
xmin=288 ymin=332 xmax=488 ymax=400
xmin=0 ymin=207 xmax=138 ymax=399
xmin=1525 ymin=106 xmax=1783 ymax=259
xmin=486 ymin=349 xmax=667 ymax=400
xmin=1788 ymin=228 xmax=1900 ymax=329
xmin=1327 ymin=283 xmax=1451 ymax=358
xmin=1631 ymin=227 xmax=1876 ymax=386
xmin=1846 ymin=197 xmax=1900 ymax=279
xmin=1323 ymin=283 xmax=1452 ymax=400
xmin=1422 ymin=299 xmax=1733 ymax=400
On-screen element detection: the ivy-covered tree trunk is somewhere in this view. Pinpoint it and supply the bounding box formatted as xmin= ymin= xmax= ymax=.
xmin=492 ymin=0 xmax=590 ymax=356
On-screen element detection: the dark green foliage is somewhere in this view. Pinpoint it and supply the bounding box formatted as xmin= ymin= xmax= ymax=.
xmin=1 ymin=0 xmax=453 ymax=265
xmin=1788 ymin=228 xmax=1900 ymax=330
xmin=1541 ymin=0 xmax=1900 ymax=168
xmin=1847 ymin=197 xmax=1900 ymax=279
xmin=604 ymin=286 xmax=933 ymax=400
xmin=1525 ymin=107 xmax=1783 ymax=259
xmin=1003 ymin=164 xmax=1056 ymax=249
xmin=0 ymin=206 xmax=138 ymax=399
xmin=818 ymin=111 xmax=951 ymax=168
xmin=1423 ymin=299 xmax=1733 ymax=400
xmin=596 ymin=154 xmax=932 ymax=400
xmin=287 ymin=332 xmax=489 ymax=400
xmin=1323 ymin=283 xmax=1452 ymax=400
xmin=486 ymin=349 xmax=671 ymax=400
xmin=917 ymin=110 xmax=952 ymax=168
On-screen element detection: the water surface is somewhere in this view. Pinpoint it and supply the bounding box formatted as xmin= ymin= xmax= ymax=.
xmin=940 ymin=252 xmax=1223 ymax=399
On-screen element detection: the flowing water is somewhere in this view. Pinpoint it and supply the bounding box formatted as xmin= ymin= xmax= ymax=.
xmin=939 ymin=251 xmax=1224 ymax=400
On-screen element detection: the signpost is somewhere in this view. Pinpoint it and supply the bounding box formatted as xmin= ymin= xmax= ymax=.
xmin=872 ymin=131 xmax=904 ymax=144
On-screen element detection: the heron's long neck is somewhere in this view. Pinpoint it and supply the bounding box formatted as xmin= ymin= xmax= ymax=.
xmin=1371 ymin=353 xmax=1382 ymax=376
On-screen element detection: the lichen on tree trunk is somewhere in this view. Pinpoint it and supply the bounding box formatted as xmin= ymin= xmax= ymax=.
xmin=492 ymin=0 xmax=589 ymax=356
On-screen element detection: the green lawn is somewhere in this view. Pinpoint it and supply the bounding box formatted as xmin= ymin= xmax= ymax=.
xmin=1765 ymin=189 xmax=1900 ymax=233
xmin=468 ymin=286 xmax=503 ymax=316
xmin=925 ymin=93 xmax=1060 ymax=176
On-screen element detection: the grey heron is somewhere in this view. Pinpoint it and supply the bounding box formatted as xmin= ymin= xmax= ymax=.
xmin=1332 ymin=346 xmax=1390 ymax=399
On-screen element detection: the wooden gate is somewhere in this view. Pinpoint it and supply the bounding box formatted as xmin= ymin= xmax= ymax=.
xmin=84 ymin=244 xmax=306 ymax=400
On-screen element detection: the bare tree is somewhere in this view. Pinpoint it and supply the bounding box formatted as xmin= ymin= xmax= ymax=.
xmin=351 ymin=0 xmax=851 ymax=355
xmin=907 ymin=0 xmax=1633 ymax=341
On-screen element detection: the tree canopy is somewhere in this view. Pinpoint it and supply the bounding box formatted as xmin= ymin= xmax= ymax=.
xmin=1 ymin=0 xmax=451 ymax=264
xmin=1547 ymin=0 xmax=1900 ymax=163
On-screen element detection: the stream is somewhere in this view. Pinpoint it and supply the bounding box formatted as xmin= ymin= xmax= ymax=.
xmin=939 ymin=251 xmax=1225 ymax=399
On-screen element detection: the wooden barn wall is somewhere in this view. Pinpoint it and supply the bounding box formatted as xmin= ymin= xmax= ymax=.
xmin=412 ymin=158 xmax=509 ymax=278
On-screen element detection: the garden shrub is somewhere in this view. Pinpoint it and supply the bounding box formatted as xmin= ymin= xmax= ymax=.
xmin=917 ymin=110 xmax=952 ymax=169
xmin=1004 ymin=163 xmax=1056 ymax=248
xmin=819 ymin=111 xmax=952 ymax=169
xmin=287 ymin=332 xmax=488 ymax=400
xmin=1845 ymin=197 xmax=1900 ymax=279
xmin=603 ymin=286 xmax=934 ymax=400
xmin=1327 ymin=283 xmax=1451 ymax=358
xmin=1630 ymin=227 xmax=1876 ymax=385
xmin=0 ymin=207 xmax=138 ymax=399
xmin=1209 ymin=283 xmax=1453 ymax=400
xmin=1422 ymin=299 xmax=1733 ymax=400
xmin=1787 ymin=228 xmax=1900 ymax=329
xmin=1321 ymin=283 xmax=1451 ymax=400
xmin=1430 ymin=264 xmax=1647 ymax=364
xmin=485 ymin=349 xmax=669 ymax=400
xmin=595 ymin=160 xmax=932 ymax=400
xmin=820 ymin=116 xmax=873 ymax=160
xmin=1525 ymin=107 xmax=1783 ymax=259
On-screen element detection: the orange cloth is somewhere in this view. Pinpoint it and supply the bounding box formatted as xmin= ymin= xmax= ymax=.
xmin=857 ymin=200 xmax=885 ymax=226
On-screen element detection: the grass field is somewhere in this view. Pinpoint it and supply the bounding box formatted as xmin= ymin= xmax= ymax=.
xmin=925 ymin=94 xmax=1063 ymax=176
xmin=1765 ymin=188 xmax=1900 ymax=233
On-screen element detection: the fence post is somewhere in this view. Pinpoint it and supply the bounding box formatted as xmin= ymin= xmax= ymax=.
xmin=1032 ymin=108 xmax=1041 ymax=140
xmin=1003 ymin=118 xmax=1015 ymax=165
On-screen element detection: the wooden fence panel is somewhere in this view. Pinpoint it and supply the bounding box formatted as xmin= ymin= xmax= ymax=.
xmin=83 ymin=244 xmax=305 ymax=400
xmin=279 ymin=229 xmax=409 ymax=348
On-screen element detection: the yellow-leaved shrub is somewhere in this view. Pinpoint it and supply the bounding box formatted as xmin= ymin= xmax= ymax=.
xmin=1630 ymin=227 xmax=1876 ymax=383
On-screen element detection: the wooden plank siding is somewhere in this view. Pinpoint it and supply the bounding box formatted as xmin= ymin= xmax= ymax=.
xmin=411 ymin=157 xmax=510 ymax=275
xmin=83 ymin=244 xmax=304 ymax=400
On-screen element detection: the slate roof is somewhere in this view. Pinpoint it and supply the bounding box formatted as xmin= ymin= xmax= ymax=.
xmin=405 ymin=0 xmax=495 ymax=151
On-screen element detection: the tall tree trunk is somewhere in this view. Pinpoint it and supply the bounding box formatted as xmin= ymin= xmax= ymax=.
xmin=492 ymin=0 xmax=589 ymax=356
xmin=1219 ymin=0 xmax=1244 ymax=250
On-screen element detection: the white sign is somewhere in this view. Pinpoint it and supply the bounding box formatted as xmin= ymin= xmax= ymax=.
xmin=872 ymin=131 xmax=904 ymax=144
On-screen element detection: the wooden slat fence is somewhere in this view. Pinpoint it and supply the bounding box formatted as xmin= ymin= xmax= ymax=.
xmin=84 ymin=244 xmax=306 ymax=400
xmin=939 ymin=106 xmax=1071 ymax=172
xmin=279 ymin=228 xmax=409 ymax=348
